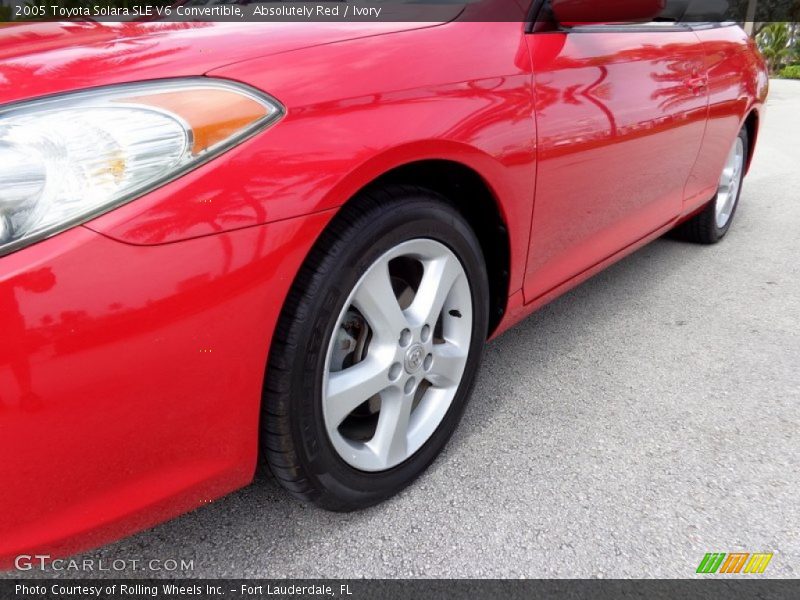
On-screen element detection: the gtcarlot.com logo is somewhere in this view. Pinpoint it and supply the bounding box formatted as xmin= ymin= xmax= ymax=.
xmin=14 ymin=554 xmax=194 ymax=572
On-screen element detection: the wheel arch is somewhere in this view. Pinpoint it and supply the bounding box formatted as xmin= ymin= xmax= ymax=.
xmin=318 ymin=148 xmax=513 ymax=338
xmin=743 ymin=108 xmax=760 ymax=174
xmin=363 ymin=159 xmax=511 ymax=336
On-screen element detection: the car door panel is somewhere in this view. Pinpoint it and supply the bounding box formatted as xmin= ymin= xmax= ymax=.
xmin=524 ymin=28 xmax=709 ymax=302
xmin=684 ymin=25 xmax=767 ymax=214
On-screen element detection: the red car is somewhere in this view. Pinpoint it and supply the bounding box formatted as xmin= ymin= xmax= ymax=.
xmin=0 ymin=0 xmax=768 ymax=565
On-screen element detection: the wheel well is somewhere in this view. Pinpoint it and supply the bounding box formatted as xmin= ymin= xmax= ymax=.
xmin=744 ymin=110 xmax=759 ymax=174
xmin=364 ymin=160 xmax=511 ymax=336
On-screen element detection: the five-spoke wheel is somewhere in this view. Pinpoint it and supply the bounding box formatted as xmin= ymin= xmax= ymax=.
xmin=262 ymin=186 xmax=489 ymax=510
xmin=323 ymin=239 xmax=472 ymax=472
xmin=672 ymin=126 xmax=749 ymax=244
xmin=715 ymin=134 xmax=745 ymax=229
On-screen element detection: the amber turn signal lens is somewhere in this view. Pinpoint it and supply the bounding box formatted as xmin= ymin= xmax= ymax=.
xmin=118 ymin=88 xmax=272 ymax=155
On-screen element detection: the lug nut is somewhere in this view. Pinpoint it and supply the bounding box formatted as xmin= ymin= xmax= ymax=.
xmin=420 ymin=324 xmax=431 ymax=342
xmin=389 ymin=363 xmax=402 ymax=381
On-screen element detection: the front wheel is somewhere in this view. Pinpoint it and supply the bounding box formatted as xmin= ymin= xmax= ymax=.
xmin=674 ymin=126 xmax=749 ymax=244
xmin=262 ymin=186 xmax=490 ymax=511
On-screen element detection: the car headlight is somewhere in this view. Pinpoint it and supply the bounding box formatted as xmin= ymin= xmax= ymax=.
xmin=0 ymin=78 xmax=283 ymax=257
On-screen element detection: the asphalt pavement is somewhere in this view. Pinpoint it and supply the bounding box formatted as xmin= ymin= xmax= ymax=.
xmin=13 ymin=79 xmax=800 ymax=580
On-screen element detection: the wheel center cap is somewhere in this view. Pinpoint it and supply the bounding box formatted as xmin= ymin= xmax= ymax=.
xmin=404 ymin=343 xmax=425 ymax=374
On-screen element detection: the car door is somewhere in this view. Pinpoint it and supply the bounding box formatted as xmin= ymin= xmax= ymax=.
xmin=683 ymin=24 xmax=766 ymax=215
xmin=523 ymin=22 xmax=710 ymax=302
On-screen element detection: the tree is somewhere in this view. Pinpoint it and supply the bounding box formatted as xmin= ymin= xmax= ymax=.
xmin=758 ymin=22 xmax=792 ymax=73
xmin=792 ymin=23 xmax=800 ymax=63
xmin=744 ymin=0 xmax=800 ymax=37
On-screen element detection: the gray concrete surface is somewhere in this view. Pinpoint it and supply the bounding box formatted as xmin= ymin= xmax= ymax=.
xmin=15 ymin=80 xmax=800 ymax=579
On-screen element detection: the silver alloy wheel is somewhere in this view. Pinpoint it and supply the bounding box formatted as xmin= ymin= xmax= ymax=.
xmin=715 ymin=136 xmax=745 ymax=229
xmin=322 ymin=239 xmax=473 ymax=472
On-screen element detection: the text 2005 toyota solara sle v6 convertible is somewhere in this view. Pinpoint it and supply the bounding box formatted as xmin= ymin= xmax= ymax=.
xmin=0 ymin=0 xmax=768 ymax=564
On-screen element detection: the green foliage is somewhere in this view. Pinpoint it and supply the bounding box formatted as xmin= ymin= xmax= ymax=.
xmin=757 ymin=22 xmax=792 ymax=73
xmin=794 ymin=25 xmax=800 ymax=62
xmin=756 ymin=22 xmax=800 ymax=77
xmin=779 ymin=65 xmax=800 ymax=79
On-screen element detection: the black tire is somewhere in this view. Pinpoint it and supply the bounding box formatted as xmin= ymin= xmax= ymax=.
xmin=261 ymin=185 xmax=490 ymax=511
xmin=673 ymin=127 xmax=749 ymax=244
